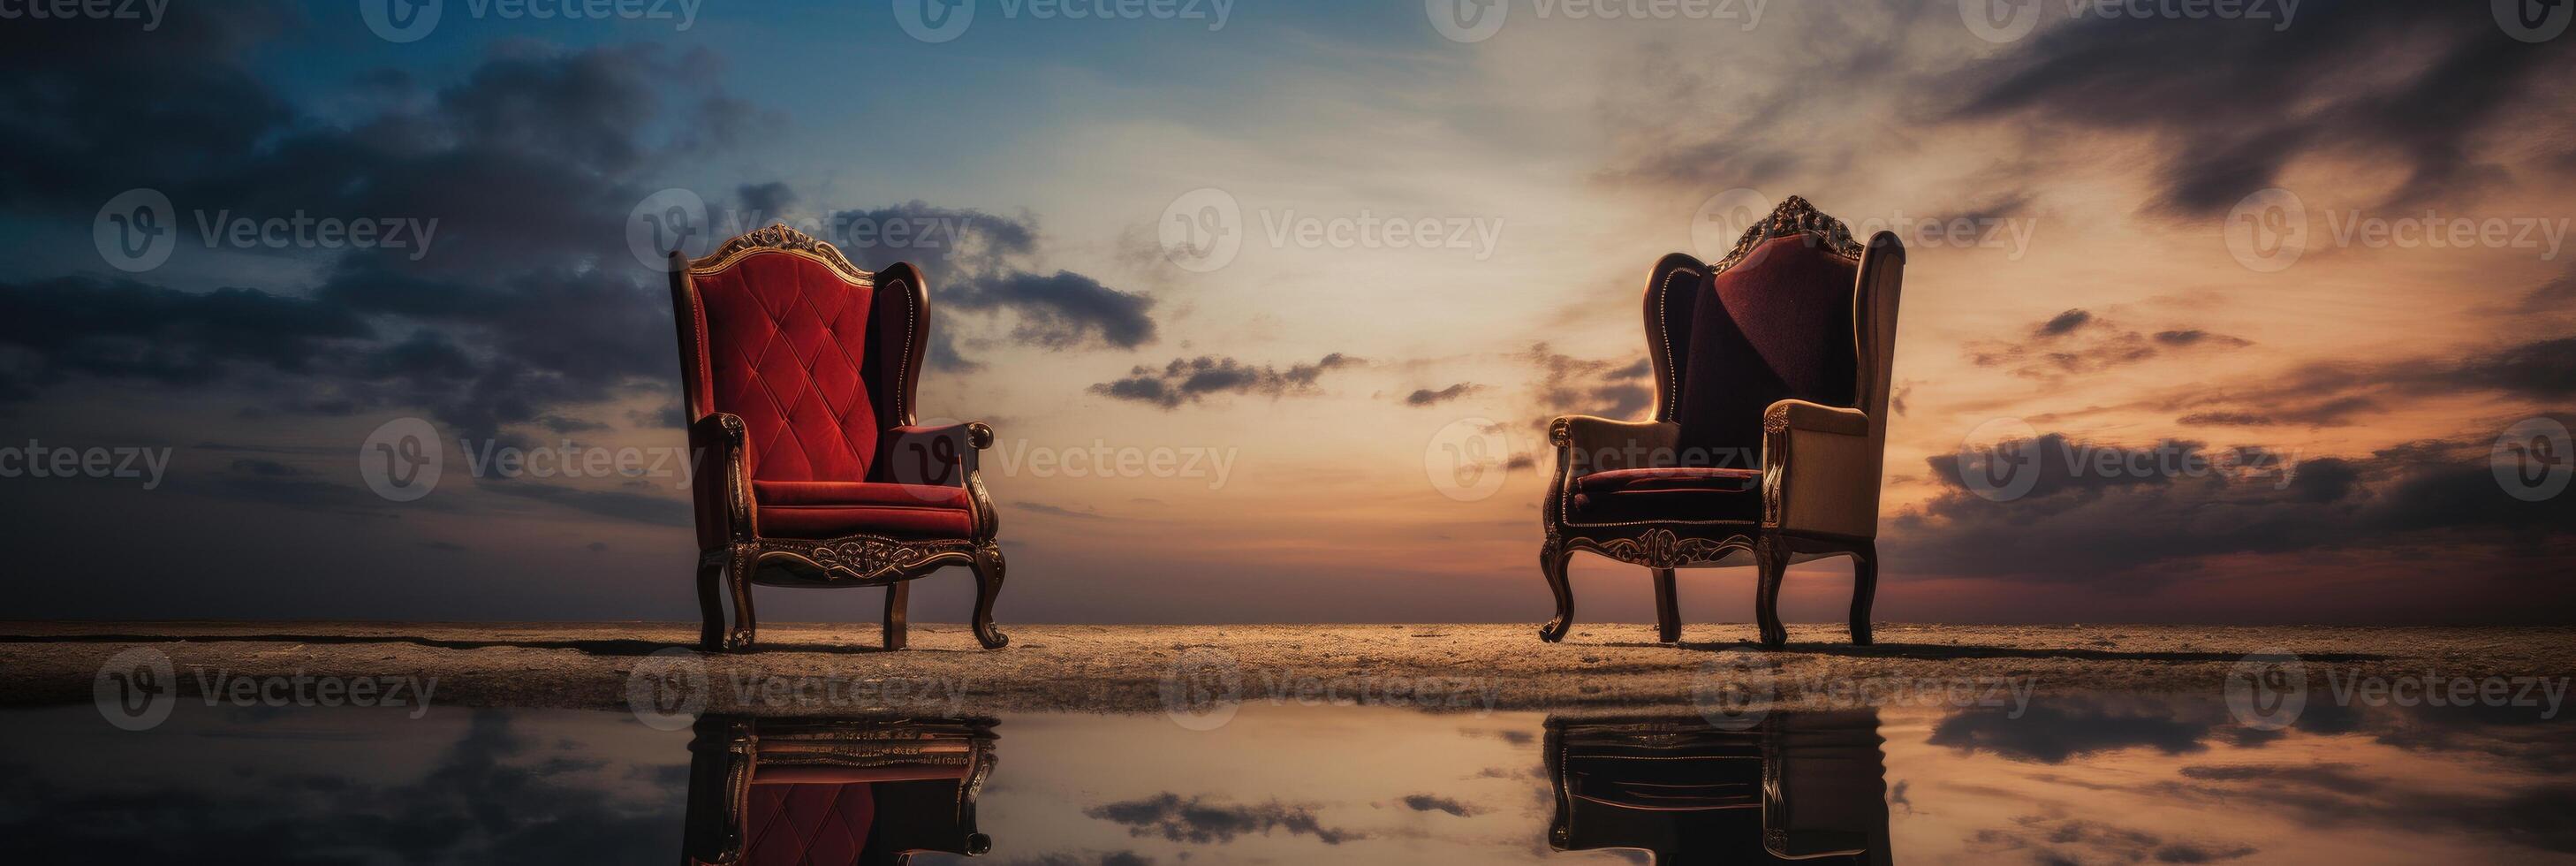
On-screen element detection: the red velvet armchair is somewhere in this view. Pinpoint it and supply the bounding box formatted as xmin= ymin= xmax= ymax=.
xmin=682 ymin=716 xmax=997 ymax=866
xmin=1539 ymin=197 xmax=1905 ymax=650
xmin=671 ymin=224 xmax=1007 ymax=652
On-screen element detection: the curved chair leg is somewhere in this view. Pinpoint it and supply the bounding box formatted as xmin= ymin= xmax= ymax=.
xmin=695 ymin=558 xmax=726 ymax=651
xmin=1539 ymin=543 xmax=1575 ymax=642
xmin=1753 ymin=535 xmax=1788 ymax=650
xmin=724 ymin=544 xmax=758 ymax=652
xmin=1652 ymin=568 xmax=1682 ymax=644
xmin=883 ymin=580 xmax=911 ymax=650
xmin=969 ymin=545 xmax=1009 ymax=649
xmin=1848 ymin=541 xmax=1877 ymax=646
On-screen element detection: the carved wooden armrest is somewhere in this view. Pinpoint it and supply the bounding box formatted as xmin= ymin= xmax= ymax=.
xmin=689 ymin=412 xmax=754 ymax=543
xmin=1549 ymin=415 xmax=1682 ymax=478
xmin=1760 ymin=400 xmax=1876 ymax=537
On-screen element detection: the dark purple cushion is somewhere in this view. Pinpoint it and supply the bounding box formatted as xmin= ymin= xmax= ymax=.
xmin=1674 ymin=236 xmax=1859 ymax=460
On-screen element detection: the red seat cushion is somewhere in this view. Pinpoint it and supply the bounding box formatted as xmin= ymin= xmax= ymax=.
xmin=753 ymin=480 xmax=974 ymax=540
xmin=744 ymin=782 xmax=875 ymax=866
xmin=1568 ymin=467 xmax=1762 ymax=525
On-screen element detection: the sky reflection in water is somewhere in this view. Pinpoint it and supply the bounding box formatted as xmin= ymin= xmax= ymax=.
xmin=4 ymin=692 xmax=2570 ymax=864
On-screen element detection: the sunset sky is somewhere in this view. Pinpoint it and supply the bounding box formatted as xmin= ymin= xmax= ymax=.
xmin=3 ymin=1 xmax=2571 ymax=626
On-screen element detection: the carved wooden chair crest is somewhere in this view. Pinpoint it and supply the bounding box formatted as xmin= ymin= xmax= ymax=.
xmin=671 ymin=224 xmax=1008 ymax=651
xmin=1539 ymin=196 xmax=1905 ymax=649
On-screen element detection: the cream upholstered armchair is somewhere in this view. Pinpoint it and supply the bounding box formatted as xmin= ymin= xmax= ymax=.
xmin=1538 ymin=196 xmax=1905 ymax=650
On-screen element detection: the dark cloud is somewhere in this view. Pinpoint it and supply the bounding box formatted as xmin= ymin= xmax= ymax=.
xmin=1015 ymin=501 xmax=1108 ymax=520
xmin=1895 ymin=424 xmax=2576 ymax=589
xmin=1089 ymin=353 xmax=1360 ymax=409
xmin=1525 ymin=343 xmax=1652 ymax=425
xmin=0 ymin=711 xmax=682 ymax=862
xmin=1398 ymin=794 xmax=1479 ymax=817
xmin=1086 ymin=794 xmax=1356 ymax=845
xmin=951 ymin=270 xmax=1156 ymax=350
xmin=2037 ymin=308 xmax=2092 ymax=337
xmin=1929 ymin=701 xmax=2213 ymax=763
xmin=1403 ymin=383 xmax=1481 ymax=406
xmin=2166 ymin=333 xmax=2576 ymax=428
xmin=821 ymin=201 xmax=1155 ymax=355
xmin=1943 ymin=5 xmax=2572 ymax=216
xmin=0 ymin=38 xmax=751 ymax=444
xmin=1968 ymin=310 xmax=2251 ymax=378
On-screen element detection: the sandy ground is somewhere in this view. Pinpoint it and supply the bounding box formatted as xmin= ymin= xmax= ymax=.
xmin=4 ymin=621 xmax=2570 ymax=717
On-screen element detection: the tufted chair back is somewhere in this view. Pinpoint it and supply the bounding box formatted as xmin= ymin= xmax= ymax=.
xmin=671 ymin=225 xmax=928 ymax=486
xmin=1648 ymin=197 xmax=1868 ymax=468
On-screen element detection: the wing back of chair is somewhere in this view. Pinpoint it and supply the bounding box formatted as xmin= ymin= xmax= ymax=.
xmin=1848 ymin=232 xmax=1906 ymax=527
xmin=670 ymin=224 xmax=930 ymax=493
xmin=1652 ymin=197 xmax=1866 ymax=470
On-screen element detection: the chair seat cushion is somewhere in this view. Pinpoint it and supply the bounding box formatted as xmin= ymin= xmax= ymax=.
xmin=744 ymin=782 xmax=875 ymax=866
xmin=753 ymin=480 xmax=974 ymax=540
xmin=1568 ymin=467 xmax=1762 ymax=525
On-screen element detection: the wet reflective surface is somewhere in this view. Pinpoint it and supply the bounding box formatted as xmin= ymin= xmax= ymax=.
xmin=4 ymin=694 xmax=2571 ymax=864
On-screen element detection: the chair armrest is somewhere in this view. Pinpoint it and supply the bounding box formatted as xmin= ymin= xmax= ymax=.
xmin=1545 ymin=416 xmax=1681 ymax=531
xmin=1548 ymin=415 xmax=1681 ymax=471
xmin=688 ymin=413 xmax=754 ymax=546
xmin=883 ymin=422 xmax=1002 ymax=543
xmin=883 ymin=422 xmax=996 ymax=488
xmin=1760 ymin=400 xmax=1878 ymax=537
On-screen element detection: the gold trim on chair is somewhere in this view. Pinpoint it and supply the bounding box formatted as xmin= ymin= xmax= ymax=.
xmin=686 ymin=223 xmax=875 ymax=285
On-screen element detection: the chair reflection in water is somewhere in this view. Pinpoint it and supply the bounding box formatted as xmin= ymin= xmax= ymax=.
xmin=683 ymin=716 xmax=996 ymax=866
xmin=1545 ymin=710 xmax=1890 ymax=865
